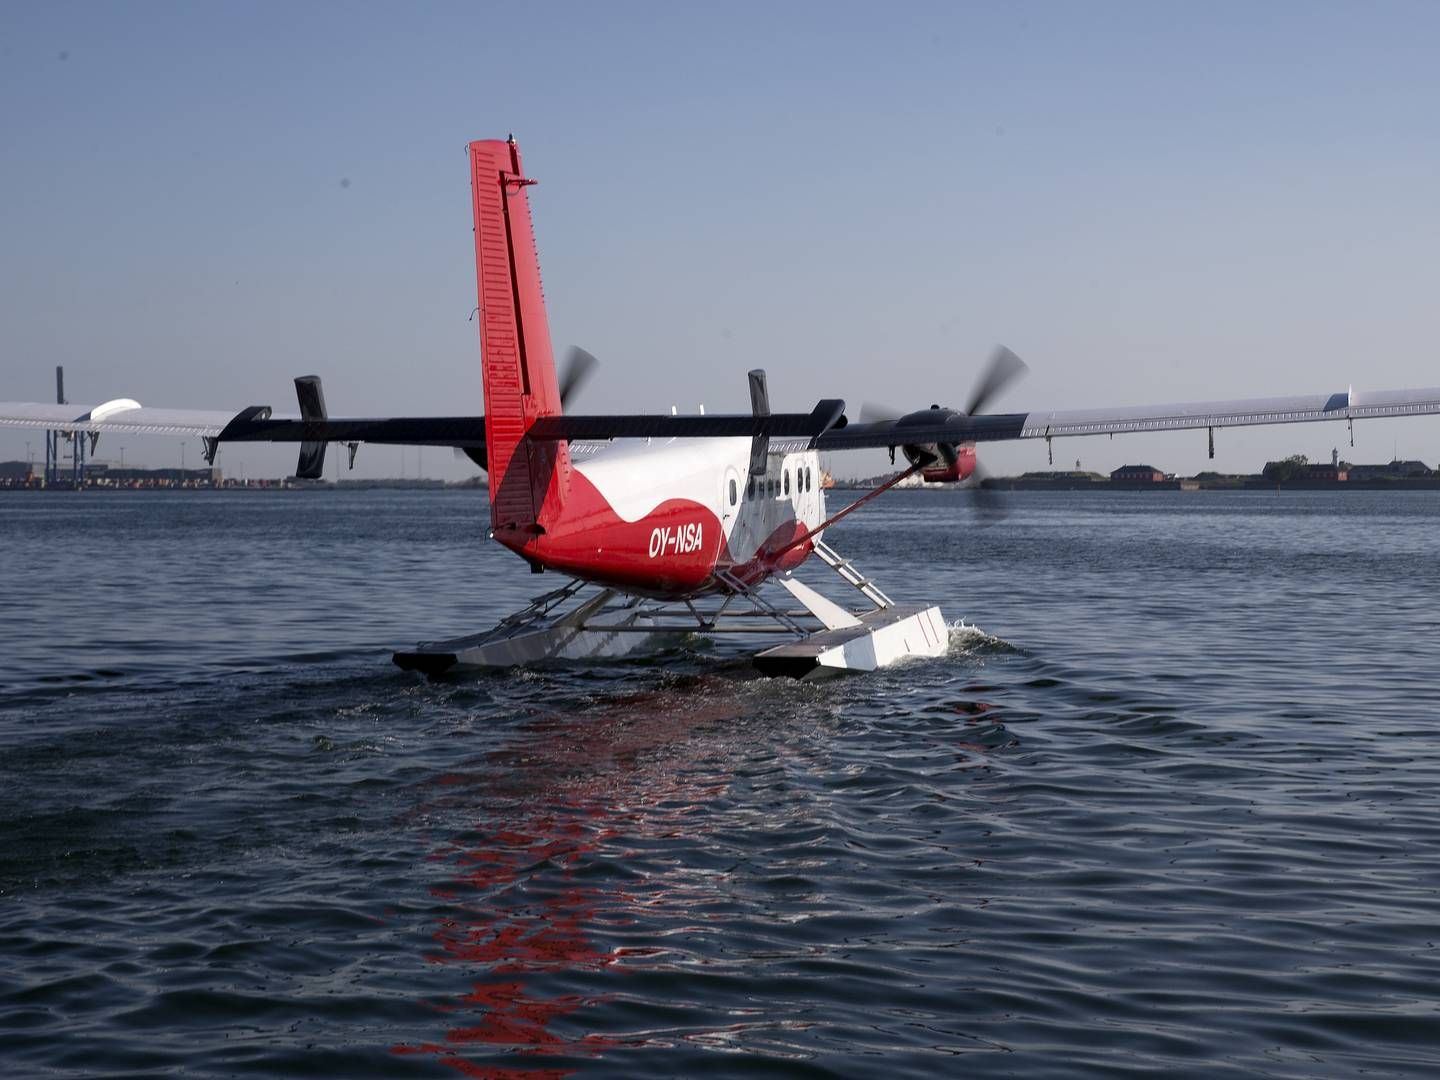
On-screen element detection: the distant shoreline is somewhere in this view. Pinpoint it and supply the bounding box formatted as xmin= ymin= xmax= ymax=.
xmin=8 ymin=476 xmax=1440 ymax=494
xmin=0 ymin=478 xmax=482 ymax=492
xmin=832 ymin=477 xmax=1440 ymax=492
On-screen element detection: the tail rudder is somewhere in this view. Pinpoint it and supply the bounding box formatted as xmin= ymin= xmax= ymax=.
xmin=469 ymin=137 xmax=569 ymax=536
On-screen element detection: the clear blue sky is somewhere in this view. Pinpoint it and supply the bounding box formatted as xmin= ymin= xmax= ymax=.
xmin=3 ymin=1 xmax=1439 ymax=478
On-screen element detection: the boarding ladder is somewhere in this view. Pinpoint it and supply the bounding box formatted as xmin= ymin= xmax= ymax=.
xmin=811 ymin=538 xmax=892 ymax=610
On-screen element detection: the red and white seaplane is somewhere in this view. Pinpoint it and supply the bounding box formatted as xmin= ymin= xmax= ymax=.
xmin=7 ymin=136 xmax=1440 ymax=676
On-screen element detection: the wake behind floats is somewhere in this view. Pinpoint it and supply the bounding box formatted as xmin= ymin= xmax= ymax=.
xmin=9 ymin=136 xmax=1440 ymax=677
xmin=397 ymin=137 xmax=949 ymax=676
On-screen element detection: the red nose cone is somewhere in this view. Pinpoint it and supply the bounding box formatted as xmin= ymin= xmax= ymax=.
xmin=921 ymin=444 xmax=977 ymax=484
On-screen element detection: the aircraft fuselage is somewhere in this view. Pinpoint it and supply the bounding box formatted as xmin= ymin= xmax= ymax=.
xmin=496 ymin=438 xmax=826 ymax=598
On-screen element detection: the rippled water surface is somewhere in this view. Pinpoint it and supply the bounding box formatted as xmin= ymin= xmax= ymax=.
xmin=4 ymin=488 xmax=1440 ymax=1078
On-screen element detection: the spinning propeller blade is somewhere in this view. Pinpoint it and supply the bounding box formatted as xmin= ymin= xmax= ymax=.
xmin=967 ymin=462 xmax=1008 ymax=526
xmin=560 ymin=346 xmax=599 ymax=409
xmin=859 ymin=346 xmax=1029 ymax=521
xmin=859 ymin=402 xmax=902 ymax=424
xmin=963 ymin=345 xmax=1028 ymax=417
xmin=459 ymin=344 xmax=599 ymax=467
xmin=962 ymin=347 xmax=1026 ymax=522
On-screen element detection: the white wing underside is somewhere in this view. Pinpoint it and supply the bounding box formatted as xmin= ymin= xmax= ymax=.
xmin=1017 ymin=387 xmax=1440 ymax=439
xmin=764 ymin=385 xmax=1440 ymax=453
xmin=0 ymin=401 xmax=296 ymax=437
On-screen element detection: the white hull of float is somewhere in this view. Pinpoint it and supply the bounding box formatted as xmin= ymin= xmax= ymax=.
xmin=753 ymin=602 xmax=948 ymax=678
xmin=393 ymin=539 xmax=948 ymax=678
xmin=394 ymin=588 xmax=678 ymax=674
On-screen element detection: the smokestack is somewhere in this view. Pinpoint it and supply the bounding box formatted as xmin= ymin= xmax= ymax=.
xmin=56 ymin=365 xmax=65 ymax=406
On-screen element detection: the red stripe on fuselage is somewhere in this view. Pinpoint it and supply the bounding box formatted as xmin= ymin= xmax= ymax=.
xmin=494 ymin=467 xmax=812 ymax=598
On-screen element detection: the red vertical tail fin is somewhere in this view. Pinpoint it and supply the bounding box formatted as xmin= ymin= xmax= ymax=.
xmin=469 ymin=137 xmax=569 ymax=538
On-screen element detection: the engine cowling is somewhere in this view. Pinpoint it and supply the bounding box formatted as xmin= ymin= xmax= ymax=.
xmin=891 ymin=407 xmax=978 ymax=483
xmin=918 ymin=443 xmax=976 ymax=483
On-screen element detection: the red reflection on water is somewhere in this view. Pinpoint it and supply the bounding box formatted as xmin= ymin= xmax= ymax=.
xmin=393 ymin=681 xmax=743 ymax=1078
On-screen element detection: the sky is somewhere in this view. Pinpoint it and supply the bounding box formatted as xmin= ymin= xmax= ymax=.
xmin=3 ymin=1 xmax=1439 ymax=480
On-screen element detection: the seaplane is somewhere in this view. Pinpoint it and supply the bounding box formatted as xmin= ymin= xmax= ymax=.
xmin=6 ymin=136 xmax=1440 ymax=677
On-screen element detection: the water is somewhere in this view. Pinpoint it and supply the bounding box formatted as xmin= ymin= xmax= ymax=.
xmin=3 ymin=488 xmax=1440 ymax=1078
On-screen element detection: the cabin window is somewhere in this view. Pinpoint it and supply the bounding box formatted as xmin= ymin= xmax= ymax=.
xmin=747 ymin=476 xmax=755 ymax=499
xmin=805 ymin=466 xmax=812 ymax=492
xmin=784 ymin=470 xmax=791 ymax=496
xmin=728 ymin=478 xmax=737 ymax=506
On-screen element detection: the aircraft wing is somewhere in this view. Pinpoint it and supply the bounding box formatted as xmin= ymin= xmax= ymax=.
xmin=0 ymin=394 xmax=492 ymax=477
xmin=809 ymin=386 xmax=1440 ymax=451
xmin=9 ymin=382 xmax=1440 ymax=474
xmin=0 ymin=400 xmax=239 ymax=437
xmin=0 ymin=401 xmax=492 ymax=446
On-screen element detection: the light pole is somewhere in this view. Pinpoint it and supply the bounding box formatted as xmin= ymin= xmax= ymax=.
xmin=180 ymin=441 xmax=186 ymax=485
xmin=119 ymin=446 xmax=125 ymax=468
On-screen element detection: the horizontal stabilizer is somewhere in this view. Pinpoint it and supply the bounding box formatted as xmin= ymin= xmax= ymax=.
xmin=527 ymin=399 xmax=846 ymax=445
xmin=216 ymin=412 xmax=489 ymax=448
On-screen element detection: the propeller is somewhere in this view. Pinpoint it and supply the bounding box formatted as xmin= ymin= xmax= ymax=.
xmin=454 ymin=345 xmax=601 ymax=468
xmin=859 ymin=401 xmax=902 ymax=424
xmin=858 ymin=345 xmax=1029 ymax=524
xmin=967 ymin=462 xmax=1008 ymax=525
xmin=963 ymin=345 xmax=1028 ymax=417
xmin=559 ymin=346 xmax=598 ymax=409
xmin=860 ymin=345 xmax=1029 ymax=426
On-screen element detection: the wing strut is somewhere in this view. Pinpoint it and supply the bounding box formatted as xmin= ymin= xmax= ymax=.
xmin=768 ymin=463 xmax=924 ymax=561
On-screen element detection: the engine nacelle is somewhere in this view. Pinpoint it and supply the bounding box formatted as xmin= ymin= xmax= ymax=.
xmin=891 ymin=406 xmax=978 ymax=483
xmin=917 ymin=443 xmax=977 ymax=483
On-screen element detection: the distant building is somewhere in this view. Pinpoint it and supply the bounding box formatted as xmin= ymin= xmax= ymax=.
xmin=83 ymin=464 xmax=222 ymax=487
xmin=0 ymin=460 xmax=39 ymax=487
xmin=1348 ymin=460 xmax=1432 ymax=480
xmin=1301 ymin=463 xmax=1348 ymax=482
xmin=1020 ymin=470 xmax=1103 ymax=481
xmin=1110 ymin=464 xmax=1165 ymax=483
xmin=985 ymin=470 xmax=1105 ymax=490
